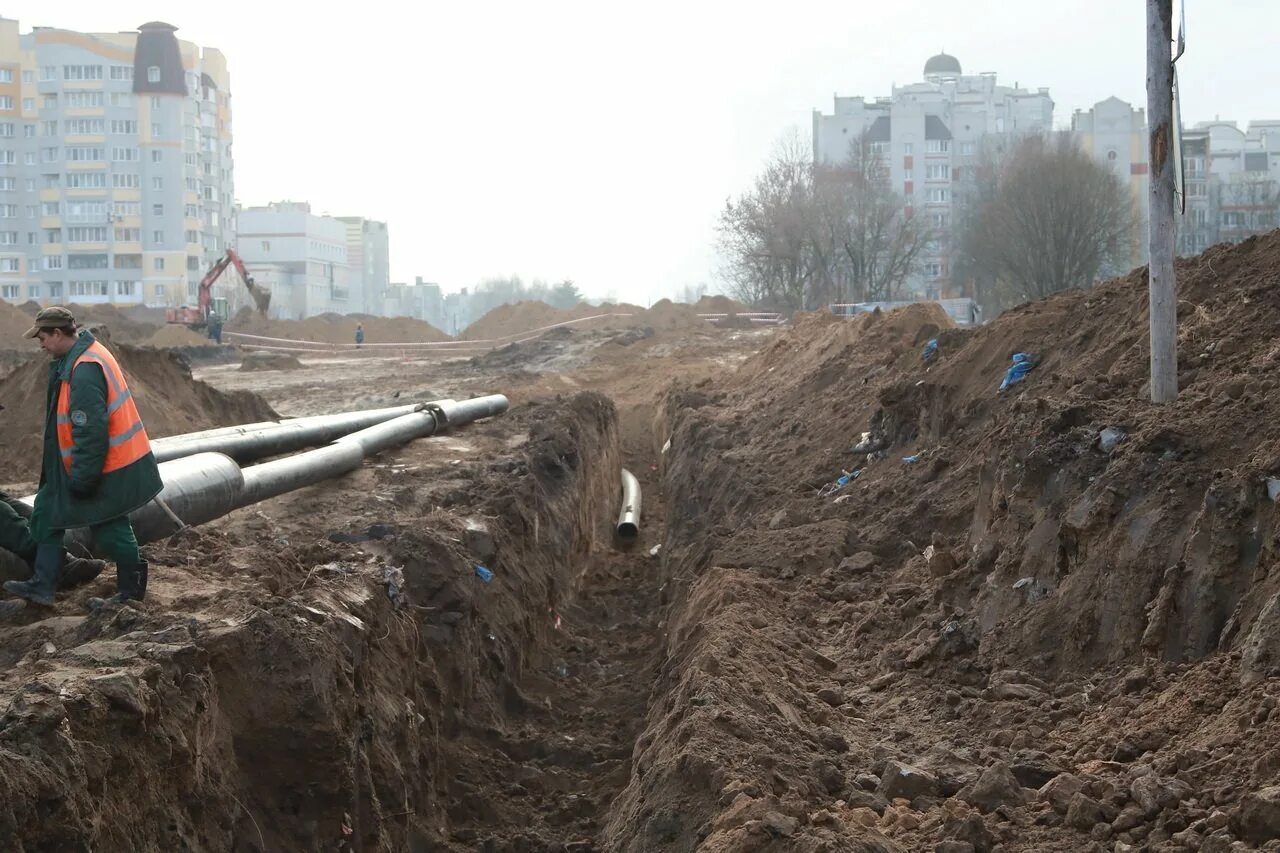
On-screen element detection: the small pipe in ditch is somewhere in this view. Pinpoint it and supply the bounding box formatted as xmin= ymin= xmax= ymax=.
xmin=616 ymin=468 xmax=641 ymax=540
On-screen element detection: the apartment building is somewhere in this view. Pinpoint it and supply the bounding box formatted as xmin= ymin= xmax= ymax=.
xmin=0 ymin=19 xmax=233 ymax=308
xmin=237 ymin=201 xmax=351 ymax=320
xmin=813 ymin=53 xmax=1054 ymax=298
xmin=336 ymin=216 xmax=390 ymax=315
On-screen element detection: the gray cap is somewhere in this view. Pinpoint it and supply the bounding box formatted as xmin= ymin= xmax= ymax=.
xmin=23 ymin=306 xmax=77 ymax=338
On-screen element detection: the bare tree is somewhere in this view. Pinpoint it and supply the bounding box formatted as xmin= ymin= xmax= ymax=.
xmin=961 ymin=133 xmax=1138 ymax=307
xmin=824 ymin=136 xmax=929 ymax=303
xmin=718 ymin=131 xmax=926 ymax=310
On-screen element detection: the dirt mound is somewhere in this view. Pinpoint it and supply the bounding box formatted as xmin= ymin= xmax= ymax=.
xmin=227 ymin=307 xmax=451 ymax=345
xmin=144 ymin=324 xmax=211 ymax=348
xmin=62 ymin=302 xmax=159 ymax=344
xmin=695 ymin=293 xmax=749 ymax=313
xmin=0 ymin=344 xmax=277 ymax=483
xmin=0 ymin=299 xmax=33 ymax=342
xmin=601 ymin=233 xmax=1280 ymax=849
xmin=239 ymin=351 xmax=305 ymax=372
xmin=463 ymin=299 xmax=716 ymax=341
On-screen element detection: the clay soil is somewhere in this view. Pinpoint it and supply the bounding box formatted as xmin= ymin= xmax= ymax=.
xmin=1 ymin=235 xmax=1280 ymax=852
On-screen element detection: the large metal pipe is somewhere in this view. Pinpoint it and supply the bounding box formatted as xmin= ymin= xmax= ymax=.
xmin=150 ymin=402 xmax=450 ymax=463
xmin=19 ymin=394 xmax=510 ymax=549
xmin=617 ymin=468 xmax=641 ymax=540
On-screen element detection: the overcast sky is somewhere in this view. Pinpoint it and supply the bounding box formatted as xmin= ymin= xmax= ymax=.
xmin=11 ymin=1 xmax=1278 ymax=304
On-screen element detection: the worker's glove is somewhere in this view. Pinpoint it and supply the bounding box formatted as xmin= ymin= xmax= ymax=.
xmin=68 ymin=478 xmax=99 ymax=499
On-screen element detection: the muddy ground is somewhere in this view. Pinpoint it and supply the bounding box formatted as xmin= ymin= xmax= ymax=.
xmin=2 ymin=235 xmax=1280 ymax=852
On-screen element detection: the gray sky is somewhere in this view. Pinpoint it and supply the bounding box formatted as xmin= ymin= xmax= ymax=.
xmin=13 ymin=1 xmax=1278 ymax=304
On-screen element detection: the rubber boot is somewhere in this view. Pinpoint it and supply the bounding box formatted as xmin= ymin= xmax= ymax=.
xmin=58 ymin=552 xmax=106 ymax=589
xmin=87 ymin=559 xmax=148 ymax=610
xmin=2 ymin=544 xmax=62 ymax=607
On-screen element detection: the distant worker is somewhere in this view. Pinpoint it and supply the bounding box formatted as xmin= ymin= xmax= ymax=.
xmin=207 ymin=312 xmax=223 ymax=345
xmin=355 ymin=323 xmax=365 ymax=349
xmin=2 ymin=307 xmax=163 ymax=610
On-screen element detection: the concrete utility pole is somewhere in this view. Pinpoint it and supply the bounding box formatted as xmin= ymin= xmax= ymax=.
xmin=1147 ymin=0 xmax=1178 ymax=403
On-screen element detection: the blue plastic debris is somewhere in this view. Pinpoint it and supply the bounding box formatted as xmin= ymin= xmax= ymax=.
xmin=819 ymin=468 xmax=862 ymax=498
xmin=474 ymin=565 xmax=494 ymax=583
xmin=922 ymin=338 xmax=938 ymax=361
xmin=999 ymin=352 xmax=1037 ymax=391
xmin=901 ymin=455 xmax=919 ymax=465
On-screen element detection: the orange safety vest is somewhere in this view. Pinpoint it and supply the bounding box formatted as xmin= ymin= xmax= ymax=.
xmin=56 ymin=341 xmax=152 ymax=474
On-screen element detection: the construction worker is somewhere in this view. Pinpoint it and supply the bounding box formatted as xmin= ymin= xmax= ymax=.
xmin=3 ymin=307 xmax=162 ymax=609
xmin=0 ymin=489 xmax=106 ymax=617
xmin=207 ymin=312 xmax=223 ymax=345
xmin=354 ymin=323 xmax=365 ymax=349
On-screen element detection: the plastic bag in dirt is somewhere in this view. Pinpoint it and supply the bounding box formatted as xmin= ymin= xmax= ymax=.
xmin=999 ymin=352 xmax=1037 ymax=391
xmin=474 ymin=564 xmax=494 ymax=583
xmin=922 ymin=338 xmax=938 ymax=361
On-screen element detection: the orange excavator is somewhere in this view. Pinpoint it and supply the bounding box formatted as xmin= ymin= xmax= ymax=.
xmin=165 ymin=248 xmax=271 ymax=328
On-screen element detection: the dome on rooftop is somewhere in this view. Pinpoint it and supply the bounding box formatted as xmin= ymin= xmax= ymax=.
xmin=924 ymin=52 xmax=962 ymax=78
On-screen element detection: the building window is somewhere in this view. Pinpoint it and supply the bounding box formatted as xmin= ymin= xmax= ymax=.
xmin=66 ymin=146 xmax=105 ymax=162
xmin=0 ymin=151 xmax=12 ymax=166
xmin=0 ymin=204 xmax=17 ymax=218
xmin=116 ymin=280 xmax=138 ymax=296
xmin=926 ymin=139 xmax=951 ymax=154
xmin=931 ymin=212 xmax=947 ymax=229
xmin=114 ymin=254 xmax=142 ymax=269
xmin=65 ymin=173 xmax=108 ymax=189
xmin=45 ymin=229 xmax=62 ymax=244
xmin=70 ymin=281 xmax=110 ymax=297
xmin=24 ymin=179 xmax=34 ymax=192
xmin=0 ymin=123 xmax=14 ymax=139
xmin=40 ymin=66 xmax=57 ymax=82
xmin=110 ymin=93 xmax=133 ymax=108
xmin=187 ymin=256 xmax=201 ymax=271
xmin=20 ymin=98 xmax=32 ymax=112
xmin=154 ymin=256 xmax=165 ymax=270
xmin=0 ymin=258 xmax=20 ymax=273
xmin=114 ymin=228 xmax=142 ymax=242
xmin=151 ymin=177 xmax=163 ymax=190
xmin=112 ymin=147 xmax=139 ymax=162
xmin=925 ymin=188 xmax=950 ymax=203
xmin=47 ymin=282 xmax=63 ymax=298
xmin=151 ymin=122 xmax=162 ymax=138
xmin=925 ymin=262 xmax=943 ymax=278
xmin=23 ymin=124 xmax=33 ymax=138
xmin=152 ymin=203 xmax=164 ymax=216
xmin=1 ymin=284 xmax=18 ymax=299
xmin=150 ymin=149 xmax=163 ymax=163
xmin=67 ymin=227 xmax=108 ymax=244
xmin=0 ymin=231 xmax=15 ymax=245
xmin=110 ymin=120 xmax=138 ymax=135
xmin=185 ymin=230 xmax=199 ymax=244
xmin=155 ymin=283 xmax=166 ymax=297
xmin=42 ymin=94 xmax=57 ymax=110
xmin=0 ymin=96 xmax=13 ymax=111
xmin=65 ymin=91 xmax=105 ymax=108
xmin=21 ymin=70 xmax=32 ymax=84
xmin=152 ymin=231 xmax=164 ymax=244
xmin=65 ymin=119 xmax=105 ymax=135
xmin=0 ymin=177 xmax=13 ymax=191
xmin=184 ymin=204 xmax=199 ymax=218
xmin=926 ymin=164 xmax=951 ymax=180
xmin=147 ymin=66 xmax=161 ymax=83
xmin=110 ymin=66 xmax=133 ymax=81
xmin=43 ymin=254 xmax=63 ymax=269
xmin=1222 ymin=212 xmax=1245 ymax=228
xmin=262 ymin=240 xmax=271 ymax=251
xmin=66 ymin=201 xmax=107 ymax=222
xmin=113 ymin=202 xmax=141 ymax=217
xmin=23 ymin=153 xmax=36 ymax=166
xmin=63 ymin=65 xmax=104 ymax=81
xmin=0 ymin=69 xmax=11 ymax=84
xmin=112 ymin=174 xmax=141 ymax=189
xmin=27 ymin=285 xmax=39 ymax=298
xmin=40 ymin=147 xmax=58 ymax=163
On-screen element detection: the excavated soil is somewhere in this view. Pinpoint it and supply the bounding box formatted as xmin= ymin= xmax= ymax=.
xmin=461 ymin=299 xmax=713 ymax=341
xmin=4 ymin=232 xmax=1280 ymax=852
xmin=227 ymin=308 xmax=451 ymax=344
xmin=145 ymin=324 xmax=214 ymax=347
xmin=0 ymin=345 xmax=278 ymax=483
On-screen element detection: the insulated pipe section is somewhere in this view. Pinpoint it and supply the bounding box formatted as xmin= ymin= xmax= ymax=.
xmin=235 ymin=394 xmax=510 ymax=509
xmin=617 ymin=468 xmax=641 ymax=540
xmin=18 ymin=452 xmax=246 ymax=548
xmin=151 ymin=402 xmax=451 ymax=464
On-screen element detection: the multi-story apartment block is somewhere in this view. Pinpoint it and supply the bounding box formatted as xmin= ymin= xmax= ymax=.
xmin=0 ymin=19 xmax=233 ymax=308
xmin=237 ymin=201 xmax=352 ymax=320
xmin=336 ymin=216 xmax=390 ymax=315
xmin=813 ymin=53 xmax=1054 ymax=298
xmin=1177 ymin=120 xmax=1280 ymax=256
